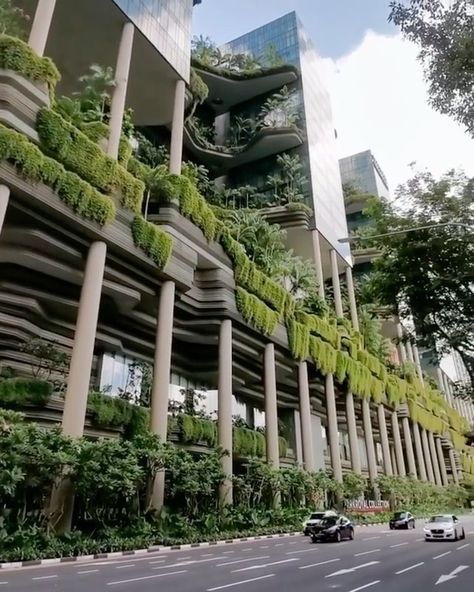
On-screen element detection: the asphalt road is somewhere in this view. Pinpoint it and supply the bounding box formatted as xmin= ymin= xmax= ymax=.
xmin=2 ymin=516 xmax=474 ymax=592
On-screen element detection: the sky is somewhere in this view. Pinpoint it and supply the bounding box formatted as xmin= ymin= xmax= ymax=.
xmin=192 ymin=0 xmax=474 ymax=193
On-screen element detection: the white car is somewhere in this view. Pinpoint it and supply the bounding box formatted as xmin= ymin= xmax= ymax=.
xmin=424 ymin=514 xmax=466 ymax=541
xmin=303 ymin=510 xmax=338 ymax=535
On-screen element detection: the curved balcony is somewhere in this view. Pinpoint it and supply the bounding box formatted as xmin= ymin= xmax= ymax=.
xmin=183 ymin=124 xmax=304 ymax=174
xmin=193 ymin=62 xmax=299 ymax=115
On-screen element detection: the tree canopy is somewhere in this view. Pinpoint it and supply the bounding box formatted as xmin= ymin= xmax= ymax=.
xmin=361 ymin=169 xmax=474 ymax=387
xmin=389 ymin=0 xmax=474 ymax=137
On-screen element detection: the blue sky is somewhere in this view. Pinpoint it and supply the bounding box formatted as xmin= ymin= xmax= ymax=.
xmin=192 ymin=0 xmax=395 ymax=58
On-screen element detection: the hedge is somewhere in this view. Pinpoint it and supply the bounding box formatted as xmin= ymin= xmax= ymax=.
xmin=0 ymin=123 xmax=115 ymax=225
xmin=80 ymin=121 xmax=132 ymax=167
xmin=233 ymin=426 xmax=265 ymax=458
xmin=37 ymin=108 xmax=144 ymax=212
xmin=87 ymin=392 xmax=149 ymax=439
xmin=0 ymin=35 xmax=60 ymax=94
xmin=177 ymin=414 xmax=217 ymax=447
xmin=0 ymin=378 xmax=52 ymax=407
xmin=131 ymin=215 xmax=173 ymax=270
xmin=235 ymin=287 xmax=279 ymax=336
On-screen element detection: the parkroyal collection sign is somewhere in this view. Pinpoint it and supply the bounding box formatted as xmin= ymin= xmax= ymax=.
xmin=344 ymin=500 xmax=390 ymax=513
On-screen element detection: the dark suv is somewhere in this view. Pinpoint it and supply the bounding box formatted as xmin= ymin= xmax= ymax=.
xmin=310 ymin=515 xmax=354 ymax=543
xmin=389 ymin=511 xmax=415 ymax=530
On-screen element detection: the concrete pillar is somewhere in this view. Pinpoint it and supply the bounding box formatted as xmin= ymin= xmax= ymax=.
xmin=0 ymin=185 xmax=9 ymax=235
xmin=363 ymin=399 xmax=378 ymax=483
xmin=377 ymin=404 xmax=393 ymax=476
xmin=330 ymin=249 xmax=343 ymax=317
xmin=62 ymin=242 xmax=107 ymax=437
xmin=390 ymin=445 xmax=398 ymax=475
xmin=345 ymin=266 xmax=359 ymax=331
xmin=326 ymin=374 xmax=342 ymax=482
xmin=428 ymin=431 xmax=442 ymax=486
xmin=107 ymin=22 xmax=134 ymax=159
xmin=148 ymin=280 xmax=175 ymax=509
xmin=298 ymin=361 xmax=315 ymax=471
xmin=346 ymin=391 xmax=361 ymax=474
xmin=392 ymin=411 xmax=406 ymax=476
xmin=396 ymin=323 xmax=407 ymax=364
xmin=449 ymin=448 xmax=459 ymax=484
xmin=311 ymin=230 xmax=325 ymax=300
xmin=442 ymin=373 xmax=453 ymax=405
xmin=169 ymin=80 xmax=186 ymax=175
xmin=435 ymin=437 xmax=449 ymax=486
xmin=412 ymin=422 xmax=427 ymax=481
xmin=412 ymin=344 xmax=424 ymax=382
xmin=406 ymin=340 xmax=415 ymax=364
xmin=218 ymin=319 xmax=233 ymax=505
xmin=402 ymin=417 xmax=418 ymax=478
xmin=28 ymin=0 xmax=56 ymax=56
xmin=214 ymin=112 xmax=230 ymax=145
xmin=421 ymin=428 xmax=435 ymax=483
xmin=264 ymin=343 xmax=279 ymax=469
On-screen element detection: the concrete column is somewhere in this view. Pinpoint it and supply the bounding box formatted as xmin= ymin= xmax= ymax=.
xmin=412 ymin=344 xmax=424 ymax=382
xmin=363 ymin=399 xmax=378 ymax=483
xmin=0 ymin=185 xmax=10 ymax=235
xmin=330 ymin=249 xmax=343 ymax=317
xmin=311 ymin=230 xmax=325 ymax=300
xmin=28 ymin=0 xmax=56 ymax=56
xmin=392 ymin=411 xmax=406 ymax=476
xmin=390 ymin=445 xmax=398 ymax=475
xmin=62 ymin=242 xmax=106 ymax=437
xmin=326 ymin=374 xmax=342 ymax=482
xmin=345 ymin=266 xmax=359 ymax=331
xmin=421 ymin=427 xmax=435 ymax=483
xmin=442 ymin=373 xmax=453 ymax=405
xmin=346 ymin=391 xmax=361 ymax=474
xmin=149 ymin=280 xmax=175 ymax=509
xmin=107 ymin=22 xmax=134 ymax=159
xmin=264 ymin=343 xmax=279 ymax=469
xmin=412 ymin=422 xmax=427 ymax=481
xmin=169 ymin=80 xmax=186 ymax=175
xmin=449 ymin=448 xmax=459 ymax=484
xmin=396 ymin=323 xmax=407 ymax=364
xmin=218 ymin=319 xmax=233 ymax=505
xmin=435 ymin=437 xmax=449 ymax=486
xmin=377 ymin=404 xmax=393 ymax=476
xmin=298 ymin=361 xmax=315 ymax=472
xmin=406 ymin=340 xmax=415 ymax=364
xmin=402 ymin=417 xmax=418 ymax=478
xmin=428 ymin=431 xmax=442 ymax=486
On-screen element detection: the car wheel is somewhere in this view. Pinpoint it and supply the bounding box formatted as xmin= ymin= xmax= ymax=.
xmin=349 ymin=528 xmax=354 ymax=540
xmin=454 ymin=530 xmax=459 ymax=542
xmin=389 ymin=524 xmax=394 ymax=530
xmin=335 ymin=531 xmax=341 ymax=543
xmin=405 ymin=523 xmax=409 ymax=529
xmin=461 ymin=529 xmax=466 ymax=540
xmin=411 ymin=521 xmax=415 ymax=529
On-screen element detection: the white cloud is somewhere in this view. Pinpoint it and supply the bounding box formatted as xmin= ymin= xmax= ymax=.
xmin=324 ymin=31 xmax=474 ymax=193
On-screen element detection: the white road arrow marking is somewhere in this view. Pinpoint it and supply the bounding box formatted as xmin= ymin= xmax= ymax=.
xmin=326 ymin=560 xmax=380 ymax=578
xmin=435 ymin=565 xmax=469 ymax=585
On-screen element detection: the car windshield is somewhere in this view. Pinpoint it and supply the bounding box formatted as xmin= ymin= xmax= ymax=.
xmin=393 ymin=512 xmax=406 ymax=519
xmin=429 ymin=516 xmax=452 ymax=523
xmin=309 ymin=513 xmax=324 ymax=520
xmin=321 ymin=517 xmax=337 ymax=526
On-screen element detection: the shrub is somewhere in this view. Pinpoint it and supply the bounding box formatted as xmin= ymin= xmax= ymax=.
xmin=131 ymin=215 xmax=173 ymax=270
xmin=0 ymin=378 xmax=52 ymax=407
xmin=235 ymin=287 xmax=279 ymax=336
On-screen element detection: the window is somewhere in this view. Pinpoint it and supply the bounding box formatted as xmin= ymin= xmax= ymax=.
xmin=99 ymin=352 xmax=142 ymax=398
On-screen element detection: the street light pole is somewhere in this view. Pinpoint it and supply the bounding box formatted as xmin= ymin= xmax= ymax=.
xmin=338 ymin=222 xmax=471 ymax=244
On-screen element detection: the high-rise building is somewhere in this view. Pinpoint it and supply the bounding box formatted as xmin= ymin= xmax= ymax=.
xmin=340 ymin=149 xmax=390 ymax=200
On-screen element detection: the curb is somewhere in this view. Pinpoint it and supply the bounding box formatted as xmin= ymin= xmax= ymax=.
xmin=0 ymin=531 xmax=301 ymax=570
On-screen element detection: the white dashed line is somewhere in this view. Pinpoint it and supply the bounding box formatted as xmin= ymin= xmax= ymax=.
xmin=78 ymin=569 xmax=99 ymax=575
xmin=289 ymin=541 xmax=297 ymax=545
xmin=116 ymin=564 xmax=135 ymax=569
xmin=0 ymin=583 xmax=8 ymax=586
xmin=299 ymin=558 xmax=341 ymax=570
xmin=348 ymin=581 xmax=381 ymax=592
xmin=456 ymin=543 xmax=470 ymax=550
xmin=222 ymin=551 xmax=234 ymax=555
xmin=32 ymin=575 xmax=58 ymax=580
xmin=396 ymin=562 xmax=424 ymax=575
xmin=286 ymin=548 xmax=318 ymax=555
xmin=275 ymin=543 xmax=284 ymax=547
xmin=362 ymin=536 xmax=381 ymax=541
xmin=390 ymin=542 xmax=409 ymax=548
xmin=433 ymin=551 xmax=451 ymax=560
xmin=260 ymin=546 xmax=269 ymax=549
xmin=416 ymin=538 xmax=424 ymax=542
xmin=148 ymin=559 xmax=166 ymax=565
xmin=355 ymin=549 xmax=381 ymax=557
xmin=107 ymin=570 xmax=187 ymax=586
xmin=207 ymin=574 xmax=274 ymax=591
xmin=201 ymin=553 xmax=214 ymax=557
xmin=217 ymin=556 xmax=270 ymax=567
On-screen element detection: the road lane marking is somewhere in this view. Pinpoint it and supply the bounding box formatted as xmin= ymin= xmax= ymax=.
xmin=153 ymin=557 xmax=223 ymax=569
xmin=0 ymin=583 xmax=8 ymax=586
xmin=395 ymin=562 xmax=424 ymax=575
xmin=435 ymin=565 xmax=469 ymax=585
xmin=275 ymin=543 xmax=284 ymax=547
xmin=260 ymin=545 xmax=269 ymax=549
xmin=362 ymin=536 xmax=381 ymax=541
xmin=326 ymin=561 xmax=380 ymax=578
xmin=286 ymin=548 xmax=317 ymax=555
xmin=32 ymin=575 xmax=58 ymax=580
xmin=222 ymin=551 xmax=234 ymax=554
xmin=456 ymin=543 xmax=470 ymax=550
xmin=202 ymin=553 xmax=214 ymax=557
xmin=348 ymin=581 xmax=381 ymax=592
xmin=148 ymin=559 xmax=166 ymax=565
xmin=390 ymin=542 xmax=409 ymax=548
xmin=116 ymin=564 xmax=135 ymax=569
xmin=299 ymin=558 xmax=340 ymax=570
xmin=355 ymin=549 xmax=381 ymax=557
xmin=242 ymin=548 xmax=252 ymax=552
xmin=232 ymin=558 xmax=298 ymax=573
xmin=107 ymin=570 xmax=187 ymax=586
xmin=78 ymin=570 xmax=99 ymax=574
xmin=207 ymin=574 xmax=275 ymax=591
xmin=416 ymin=538 xmax=424 ymax=542
xmin=433 ymin=551 xmax=451 ymax=560
xmin=289 ymin=541 xmax=297 ymax=545
xmin=217 ymin=556 xmax=270 ymax=567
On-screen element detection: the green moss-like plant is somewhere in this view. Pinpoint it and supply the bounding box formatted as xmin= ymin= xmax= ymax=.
xmin=233 ymin=426 xmax=265 ymax=457
xmin=0 ymin=378 xmax=52 ymax=407
xmin=286 ymin=318 xmax=310 ymax=361
xmin=0 ymin=34 xmax=60 ymax=94
xmin=370 ymin=377 xmax=385 ymax=404
xmin=235 ymin=287 xmax=279 ymax=336
xmin=295 ymin=311 xmax=340 ymax=348
xmin=37 ymin=108 xmax=144 ymax=212
xmin=335 ymin=350 xmax=350 ymax=383
xmin=278 ymin=436 xmax=289 ymax=458
xmin=131 ymin=215 xmax=173 ymax=270
xmin=81 ymin=121 xmax=132 ymax=167
xmin=0 ymin=123 xmax=115 ymax=225
xmin=308 ymin=336 xmax=337 ymax=376
xmin=346 ymin=358 xmax=372 ymax=399
xmin=386 ymin=374 xmax=408 ymax=407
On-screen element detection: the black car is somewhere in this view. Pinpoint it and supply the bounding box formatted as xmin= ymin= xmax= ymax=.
xmin=389 ymin=511 xmax=415 ymax=530
xmin=310 ymin=515 xmax=354 ymax=543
